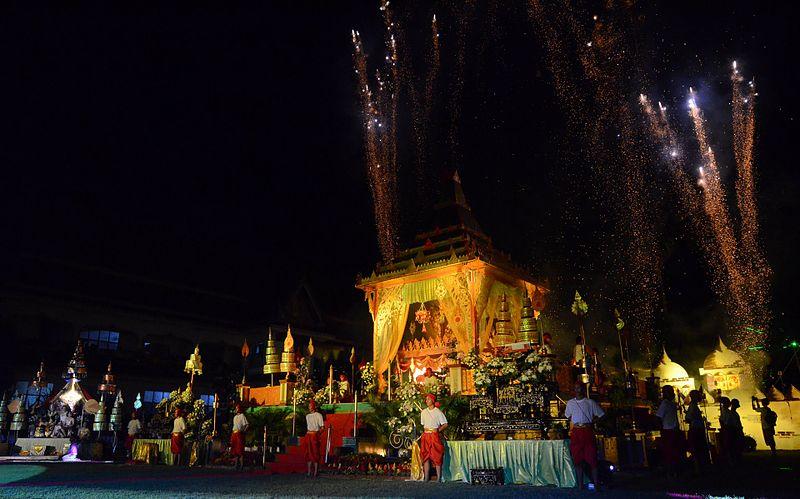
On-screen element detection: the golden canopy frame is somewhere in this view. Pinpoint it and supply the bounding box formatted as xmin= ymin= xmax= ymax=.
xmin=357 ymin=256 xmax=547 ymax=391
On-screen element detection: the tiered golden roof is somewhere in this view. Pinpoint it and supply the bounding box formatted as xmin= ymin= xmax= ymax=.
xmin=98 ymin=362 xmax=117 ymax=396
xmin=493 ymin=293 xmax=516 ymax=345
xmin=518 ymin=291 xmax=537 ymax=344
xmin=263 ymin=328 xmax=282 ymax=375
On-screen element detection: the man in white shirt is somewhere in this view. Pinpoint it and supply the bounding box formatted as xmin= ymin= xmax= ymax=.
xmin=420 ymin=393 xmax=448 ymax=482
xmin=305 ymin=400 xmax=325 ymax=477
xmin=231 ymin=404 xmax=249 ymax=470
xmin=171 ymin=408 xmax=187 ymax=466
xmin=655 ymin=385 xmax=683 ymax=473
xmin=565 ymin=382 xmax=604 ymax=489
xmin=125 ymin=411 xmax=142 ymax=458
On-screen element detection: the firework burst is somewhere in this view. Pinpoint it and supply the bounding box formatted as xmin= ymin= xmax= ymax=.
xmin=351 ymin=23 xmax=399 ymax=262
xmin=640 ymin=63 xmax=772 ymax=355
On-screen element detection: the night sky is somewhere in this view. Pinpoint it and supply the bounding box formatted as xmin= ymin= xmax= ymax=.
xmin=1 ymin=2 xmax=798 ymax=378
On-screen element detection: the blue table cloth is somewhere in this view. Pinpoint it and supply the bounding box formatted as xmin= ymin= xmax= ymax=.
xmin=442 ymin=439 xmax=576 ymax=487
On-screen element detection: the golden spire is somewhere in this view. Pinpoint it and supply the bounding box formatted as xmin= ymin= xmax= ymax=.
xmin=307 ymin=337 xmax=315 ymax=357
xmin=280 ymin=325 xmax=297 ymax=373
xmin=284 ymin=325 xmax=295 ymax=352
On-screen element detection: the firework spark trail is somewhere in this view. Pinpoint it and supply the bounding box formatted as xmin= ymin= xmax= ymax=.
xmin=410 ymin=13 xmax=441 ymax=197
xmin=551 ymin=1 xmax=663 ymax=361
xmin=351 ymin=29 xmax=399 ymax=261
xmin=447 ymin=0 xmax=476 ymax=168
xmin=731 ymin=64 xmax=767 ymax=274
xmin=640 ymin=95 xmax=739 ymax=326
xmin=730 ymin=63 xmax=771 ymax=348
xmin=688 ymin=91 xmax=754 ymax=340
xmin=425 ymin=14 xmax=440 ymax=130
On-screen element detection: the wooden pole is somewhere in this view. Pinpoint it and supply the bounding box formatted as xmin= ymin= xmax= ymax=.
xmin=353 ymin=389 xmax=358 ymax=438
xmin=388 ymin=360 xmax=392 ymax=401
xmin=262 ymin=426 xmax=268 ymax=468
xmin=212 ymin=393 xmax=218 ymax=437
xmin=292 ymin=391 xmax=297 ymax=436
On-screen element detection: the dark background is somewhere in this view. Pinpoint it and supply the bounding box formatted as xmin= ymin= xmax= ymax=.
xmin=1 ymin=2 xmax=798 ymax=381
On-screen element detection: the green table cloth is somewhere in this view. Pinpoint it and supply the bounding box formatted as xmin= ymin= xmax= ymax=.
xmin=442 ymin=439 xmax=577 ymax=487
xmin=132 ymin=438 xmax=174 ymax=465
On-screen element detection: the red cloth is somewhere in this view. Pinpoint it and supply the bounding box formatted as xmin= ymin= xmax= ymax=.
xmin=660 ymin=429 xmax=685 ymax=466
xmin=230 ymin=431 xmax=245 ymax=457
xmin=124 ymin=434 xmax=136 ymax=451
xmin=304 ymin=431 xmax=322 ymax=464
xmin=171 ymin=433 xmax=184 ymax=454
xmin=420 ymin=431 xmax=445 ymax=466
xmin=569 ymin=427 xmax=598 ymax=468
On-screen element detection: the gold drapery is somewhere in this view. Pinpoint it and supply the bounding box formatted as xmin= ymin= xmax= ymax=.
xmin=370 ymin=268 xmax=532 ymax=389
xmin=437 ymin=273 xmax=474 ymax=353
xmin=373 ymin=286 xmax=410 ymax=391
xmin=410 ymin=441 xmax=424 ymax=481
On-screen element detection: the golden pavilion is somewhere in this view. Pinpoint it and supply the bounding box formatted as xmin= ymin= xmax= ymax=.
xmin=357 ymin=172 xmax=548 ymax=390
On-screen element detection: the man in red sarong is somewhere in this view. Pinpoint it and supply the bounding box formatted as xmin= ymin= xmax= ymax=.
xmin=305 ymin=400 xmax=325 ymax=477
xmin=565 ymin=382 xmax=605 ymax=489
xmin=231 ymin=404 xmax=249 ymax=470
xmin=420 ymin=393 xmax=448 ymax=482
xmin=171 ymin=408 xmax=186 ymax=466
xmin=125 ymin=410 xmax=141 ymax=458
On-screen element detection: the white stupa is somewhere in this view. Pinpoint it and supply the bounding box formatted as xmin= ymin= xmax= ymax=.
xmin=653 ymin=347 xmax=696 ymax=394
xmin=698 ymin=337 xmax=749 ymax=392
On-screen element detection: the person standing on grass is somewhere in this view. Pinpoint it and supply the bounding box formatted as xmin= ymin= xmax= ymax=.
xmin=565 ymin=382 xmax=605 ymax=489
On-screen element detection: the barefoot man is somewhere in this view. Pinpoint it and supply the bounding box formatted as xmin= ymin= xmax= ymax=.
xmin=565 ymin=382 xmax=604 ymax=489
xmin=420 ymin=393 xmax=447 ymax=482
xmin=305 ymin=400 xmax=325 ymax=477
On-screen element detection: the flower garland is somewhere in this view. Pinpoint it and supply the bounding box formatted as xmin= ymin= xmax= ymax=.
xmin=361 ymin=362 xmax=377 ymax=394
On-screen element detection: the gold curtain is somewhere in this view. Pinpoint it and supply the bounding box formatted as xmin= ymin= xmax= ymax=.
xmin=437 ymin=274 xmax=474 ymax=353
xmin=373 ymin=285 xmax=410 ymax=392
xmin=473 ymin=274 xmax=496 ymax=350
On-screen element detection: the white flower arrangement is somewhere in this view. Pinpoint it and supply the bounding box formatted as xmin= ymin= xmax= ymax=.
xmin=499 ymin=361 xmax=518 ymax=377
xmin=361 ymin=362 xmax=377 ymax=393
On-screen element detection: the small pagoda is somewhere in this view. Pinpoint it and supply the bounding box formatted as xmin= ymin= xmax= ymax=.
xmin=357 ymin=172 xmax=548 ymax=390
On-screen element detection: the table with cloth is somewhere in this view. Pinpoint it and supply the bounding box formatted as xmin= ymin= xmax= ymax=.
xmin=441 ymin=440 xmax=577 ymax=487
xmin=14 ymin=438 xmax=71 ymax=456
xmin=131 ymin=438 xmax=174 ymax=465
